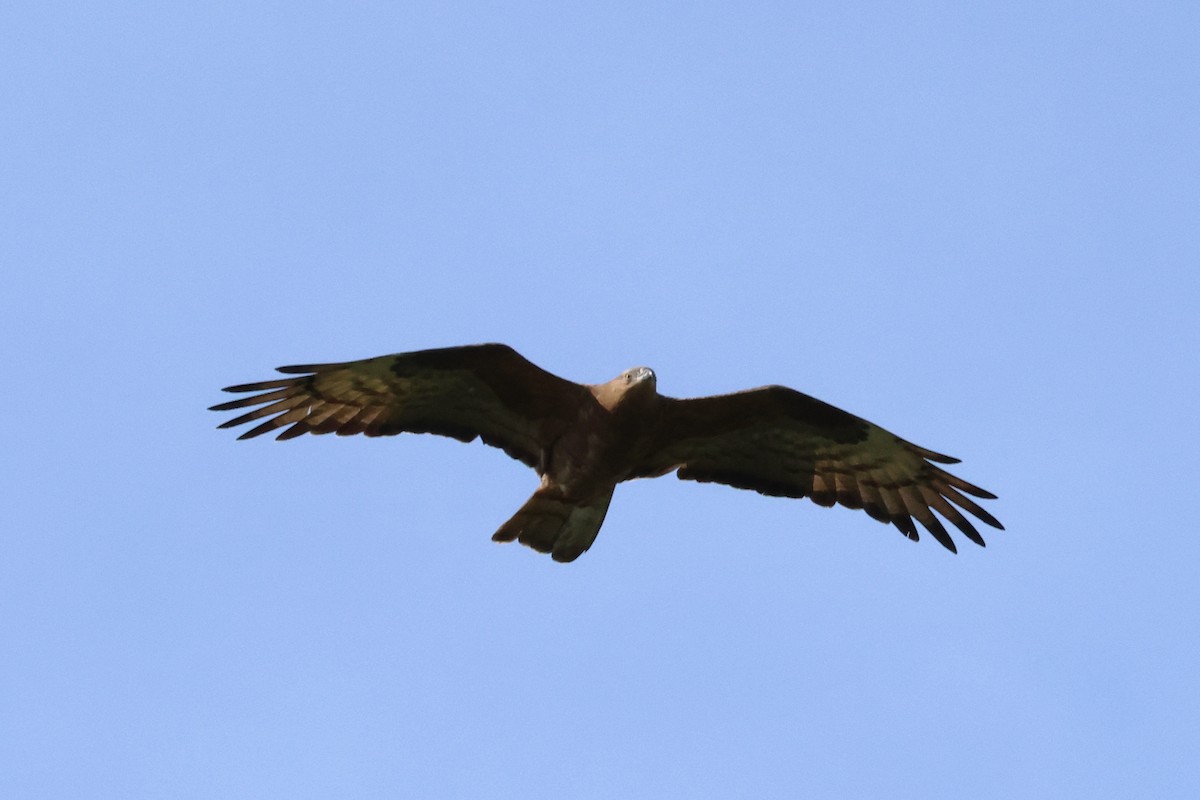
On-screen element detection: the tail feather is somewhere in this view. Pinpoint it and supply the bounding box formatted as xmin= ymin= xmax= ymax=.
xmin=492 ymin=486 xmax=615 ymax=562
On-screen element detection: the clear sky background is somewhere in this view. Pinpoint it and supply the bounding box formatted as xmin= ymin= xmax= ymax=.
xmin=3 ymin=2 xmax=1197 ymax=798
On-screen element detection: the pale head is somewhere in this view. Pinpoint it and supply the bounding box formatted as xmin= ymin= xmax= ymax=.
xmin=621 ymin=366 xmax=656 ymax=389
xmin=592 ymin=365 xmax=658 ymax=411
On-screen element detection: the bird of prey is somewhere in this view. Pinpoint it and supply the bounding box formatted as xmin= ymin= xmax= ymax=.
xmin=210 ymin=343 xmax=1002 ymax=562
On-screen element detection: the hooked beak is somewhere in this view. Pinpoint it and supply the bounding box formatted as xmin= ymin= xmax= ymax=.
xmin=632 ymin=367 xmax=655 ymax=383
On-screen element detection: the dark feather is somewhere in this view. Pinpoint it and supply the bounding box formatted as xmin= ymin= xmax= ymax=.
xmin=634 ymin=385 xmax=1001 ymax=552
xmin=211 ymin=344 xmax=585 ymax=467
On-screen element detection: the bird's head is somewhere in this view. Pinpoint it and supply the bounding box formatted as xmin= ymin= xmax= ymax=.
xmin=593 ymin=365 xmax=657 ymax=411
xmin=621 ymin=366 xmax=656 ymax=390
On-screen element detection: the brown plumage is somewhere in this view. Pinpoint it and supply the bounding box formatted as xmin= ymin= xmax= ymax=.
xmin=210 ymin=343 xmax=1002 ymax=561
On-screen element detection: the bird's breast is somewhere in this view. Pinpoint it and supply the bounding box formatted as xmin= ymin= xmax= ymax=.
xmin=542 ymin=412 xmax=653 ymax=500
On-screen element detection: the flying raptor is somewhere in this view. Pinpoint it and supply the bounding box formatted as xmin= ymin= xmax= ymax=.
xmin=210 ymin=343 xmax=1002 ymax=561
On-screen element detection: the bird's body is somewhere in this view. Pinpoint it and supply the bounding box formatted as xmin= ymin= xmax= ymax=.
xmin=211 ymin=343 xmax=1002 ymax=561
xmin=545 ymin=366 xmax=659 ymax=495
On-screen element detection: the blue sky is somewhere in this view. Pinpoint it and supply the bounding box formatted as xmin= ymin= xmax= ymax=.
xmin=3 ymin=2 xmax=1197 ymax=797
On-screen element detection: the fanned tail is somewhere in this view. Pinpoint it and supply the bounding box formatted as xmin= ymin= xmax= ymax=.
xmin=492 ymin=485 xmax=615 ymax=562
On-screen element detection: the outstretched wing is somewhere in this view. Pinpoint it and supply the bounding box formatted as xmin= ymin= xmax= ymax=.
xmin=632 ymin=386 xmax=1003 ymax=552
xmin=209 ymin=343 xmax=588 ymax=468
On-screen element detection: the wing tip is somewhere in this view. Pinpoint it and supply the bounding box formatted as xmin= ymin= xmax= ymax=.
xmin=973 ymin=505 xmax=1004 ymax=529
xmin=911 ymin=443 xmax=961 ymax=464
xmin=275 ymin=363 xmax=335 ymax=374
